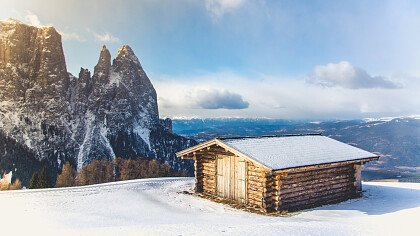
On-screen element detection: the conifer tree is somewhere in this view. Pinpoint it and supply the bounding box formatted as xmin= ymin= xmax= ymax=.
xmin=29 ymin=172 xmax=40 ymax=189
xmin=29 ymin=166 xmax=51 ymax=189
xmin=38 ymin=166 xmax=52 ymax=188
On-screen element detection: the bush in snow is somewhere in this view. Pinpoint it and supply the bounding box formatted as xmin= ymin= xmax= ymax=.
xmin=56 ymin=162 xmax=76 ymax=187
xmin=9 ymin=179 xmax=22 ymax=190
xmin=0 ymin=179 xmax=22 ymax=190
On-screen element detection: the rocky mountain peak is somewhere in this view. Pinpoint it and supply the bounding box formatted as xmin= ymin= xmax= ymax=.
xmin=114 ymin=45 xmax=142 ymax=67
xmin=116 ymin=45 xmax=135 ymax=58
xmin=93 ymin=45 xmax=111 ymax=84
xmin=3 ymin=18 xmax=22 ymax=23
xmin=0 ymin=20 xmax=195 ymax=184
xmin=0 ymin=18 xmax=65 ymax=67
xmin=0 ymin=18 xmax=69 ymax=122
xmin=95 ymin=45 xmax=111 ymax=71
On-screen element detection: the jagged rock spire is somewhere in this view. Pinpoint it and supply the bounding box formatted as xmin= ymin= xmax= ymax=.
xmin=0 ymin=19 xmax=195 ymax=183
xmin=93 ymin=45 xmax=111 ymax=83
xmin=116 ymin=45 xmax=134 ymax=57
xmin=113 ymin=45 xmax=142 ymax=67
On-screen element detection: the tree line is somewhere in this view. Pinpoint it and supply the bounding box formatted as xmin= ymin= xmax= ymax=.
xmin=1 ymin=157 xmax=188 ymax=190
xmin=53 ymin=157 xmax=188 ymax=188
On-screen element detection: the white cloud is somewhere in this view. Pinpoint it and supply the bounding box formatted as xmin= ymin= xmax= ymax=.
xmin=205 ymin=0 xmax=246 ymax=19
xmin=307 ymin=61 xmax=401 ymax=89
xmin=91 ymin=31 xmax=120 ymax=43
xmin=10 ymin=10 xmax=45 ymax=27
xmin=154 ymin=71 xmax=420 ymax=119
xmin=23 ymin=10 xmax=41 ymax=27
xmin=59 ymin=31 xmax=86 ymax=42
xmin=11 ymin=10 xmax=85 ymax=42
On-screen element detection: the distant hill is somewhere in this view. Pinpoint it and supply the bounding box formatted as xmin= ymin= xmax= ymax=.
xmin=173 ymin=117 xmax=420 ymax=182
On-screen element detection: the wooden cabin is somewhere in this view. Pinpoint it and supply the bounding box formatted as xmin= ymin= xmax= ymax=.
xmin=176 ymin=134 xmax=379 ymax=214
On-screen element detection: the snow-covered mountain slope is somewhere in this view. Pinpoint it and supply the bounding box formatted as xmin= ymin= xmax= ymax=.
xmin=0 ymin=178 xmax=418 ymax=235
xmin=0 ymin=19 xmax=195 ymax=182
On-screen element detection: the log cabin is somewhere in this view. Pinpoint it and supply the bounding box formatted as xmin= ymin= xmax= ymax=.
xmin=176 ymin=134 xmax=379 ymax=214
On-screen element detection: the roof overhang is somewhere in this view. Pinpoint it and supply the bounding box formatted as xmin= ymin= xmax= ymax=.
xmin=176 ymin=138 xmax=272 ymax=171
xmin=177 ymin=138 xmax=382 ymax=173
xmin=272 ymin=155 xmax=380 ymax=174
xmin=176 ymin=139 xmax=218 ymax=159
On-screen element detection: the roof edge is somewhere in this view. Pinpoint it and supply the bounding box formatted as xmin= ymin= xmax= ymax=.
xmin=272 ymin=155 xmax=380 ymax=173
xmin=176 ymin=138 xmax=272 ymax=171
xmin=176 ymin=139 xmax=218 ymax=158
xmin=215 ymin=139 xmax=272 ymax=170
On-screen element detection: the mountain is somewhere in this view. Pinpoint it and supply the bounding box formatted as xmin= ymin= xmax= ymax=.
xmin=173 ymin=117 xmax=420 ymax=182
xmin=0 ymin=19 xmax=195 ymax=184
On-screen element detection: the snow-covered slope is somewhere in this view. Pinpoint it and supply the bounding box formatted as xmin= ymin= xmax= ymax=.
xmin=0 ymin=178 xmax=418 ymax=235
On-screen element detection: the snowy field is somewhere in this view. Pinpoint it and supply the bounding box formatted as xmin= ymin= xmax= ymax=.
xmin=0 ymin=178 xmax=419 ymax=236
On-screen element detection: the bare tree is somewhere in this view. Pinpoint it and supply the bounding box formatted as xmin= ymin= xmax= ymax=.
xmin=56 ymin=162 xmax=76 ymax=187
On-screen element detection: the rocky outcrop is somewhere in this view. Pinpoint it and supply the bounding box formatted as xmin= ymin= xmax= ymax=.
xmin=0 ymin=19 xmax=194 ymax=184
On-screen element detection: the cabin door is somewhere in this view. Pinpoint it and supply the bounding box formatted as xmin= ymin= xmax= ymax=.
xmin=236 ymin=158 xmax=247 ymax=203
xmin=216 ymin=155 xmax=247 ymax=203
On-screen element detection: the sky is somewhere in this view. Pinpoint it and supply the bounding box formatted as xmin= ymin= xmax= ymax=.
xmin=1 ymin=0 xmax=420 ymax=119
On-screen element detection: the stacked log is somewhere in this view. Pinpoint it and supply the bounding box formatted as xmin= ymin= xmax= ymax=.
xmin=194 ymin=154 xmax=204 ymax=193
xmin=277 ymin=163 xmax=357 ymax=212
xmin=354 ymin=164 xmax=362 ymax=192
xmin=246 ymin=162 xmax=268 ymax=208
xmin=199 ymin=154 xmax=217 ymax=195
xmin=262 ymin=173 xmax=281 ymax=212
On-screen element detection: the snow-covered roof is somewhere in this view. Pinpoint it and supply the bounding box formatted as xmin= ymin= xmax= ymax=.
xmin=177 ymin=134 xmax=379 ymax=170
xmin=220 ymin=135 xmax=378 ymax=170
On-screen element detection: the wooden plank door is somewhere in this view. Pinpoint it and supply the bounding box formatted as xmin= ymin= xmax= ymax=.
xmin=216 ymin=156 xmax=225 ymax=197
xmin=217 ymin=155 xmax=231 ymax=198
xmin=224 ymin=156 xmax=231 ymax=198
xmin=236 ymin=158 xmax=247 ymax=203
xmin=217 ymin=155 xmax=246 ymax=203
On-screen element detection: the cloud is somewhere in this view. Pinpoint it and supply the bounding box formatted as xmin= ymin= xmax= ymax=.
xmin=154 ymin=71 xmax=420 ymax=119
xmin=10 ymin=10 xmax=45 ymax=27
xmin=195 ymin=89 xmax=249 ymax=109
xmin=59 ymin=31 xmax=86 ymax=42
xmin=307 ymin=61 xmax=401 ymax=89
xmin=11 ymin=10 xmax=85 ymax=42
xmin=205 ymin=0 xmax=246 ymax=19
xmin=91 ymin=31 xmax=120 ymax=43
xmin=23 ymin=10 xmax=41 ymax=27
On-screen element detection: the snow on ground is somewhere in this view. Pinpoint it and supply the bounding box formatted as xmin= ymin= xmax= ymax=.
xmin=0 ymin=178 xmax=418 ymax=236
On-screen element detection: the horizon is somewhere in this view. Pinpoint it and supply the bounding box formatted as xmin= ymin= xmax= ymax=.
xmin=1 ymin=0 xmax=420 ymax=119
xmin=169 ymin=114 xmax=420 ymax=121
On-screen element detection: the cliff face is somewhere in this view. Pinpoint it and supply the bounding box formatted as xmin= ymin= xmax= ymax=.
xmin=0 ymin=19 xmax=194 ymax=183
xmin=0 ymin=19 xmax=72 ymax=164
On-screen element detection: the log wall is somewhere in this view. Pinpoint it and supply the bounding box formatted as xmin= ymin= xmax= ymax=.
xmin=275 ymin=163 xmax=359 ymax=212
xmin=193 ymin=145 xmax=364 ymax=214
xmin=246 ymin=161 xmax=270 ymax=209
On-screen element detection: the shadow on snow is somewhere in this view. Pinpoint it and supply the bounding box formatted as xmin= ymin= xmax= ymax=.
xmin=313 ymin=183 xmax=420 ymax=215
